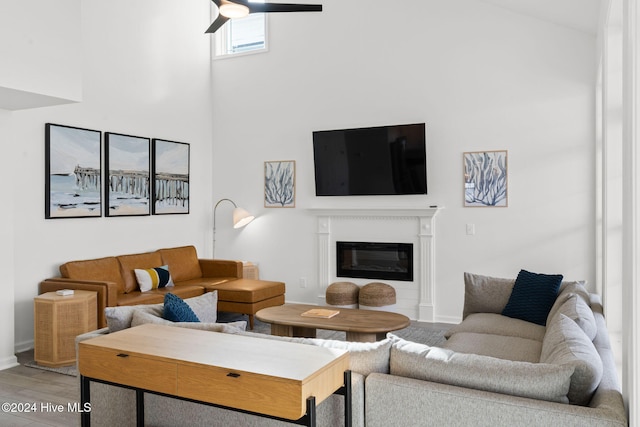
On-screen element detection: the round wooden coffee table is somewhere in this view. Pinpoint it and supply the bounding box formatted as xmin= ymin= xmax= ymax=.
xmin=256 ymin=303 xmax=410 ymax=342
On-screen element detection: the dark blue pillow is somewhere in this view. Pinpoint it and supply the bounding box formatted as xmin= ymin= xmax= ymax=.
xmin=501 ymin=270 xmax=563 ymax=326
xmin=163 ymin=293 xmax=200 ymax=323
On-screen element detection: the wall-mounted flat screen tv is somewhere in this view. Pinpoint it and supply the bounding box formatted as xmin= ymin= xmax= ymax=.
xmin=313 ymin=123 xmax=427 ymax=196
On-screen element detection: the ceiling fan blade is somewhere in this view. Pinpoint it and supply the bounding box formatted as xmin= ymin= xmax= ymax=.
xmin=205 ymin=15 xmax=229 ymax=33
xmin=247 ymin=3 xmax=322 ymax=13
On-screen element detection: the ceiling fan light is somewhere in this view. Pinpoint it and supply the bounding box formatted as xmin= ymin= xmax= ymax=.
xmin=219 ymin=2 xmax=250 ymax=19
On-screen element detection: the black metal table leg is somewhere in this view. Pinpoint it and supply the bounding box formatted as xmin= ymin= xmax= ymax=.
xmin=80 ymin=375 xmax=90 ymax=427
xmin=136 ymin=389 xmax=145 ymax=427
xmin=305 ymin=396 xmax=316 ymax=426
xmin=344 ymin=370 xmax=352 ymax=427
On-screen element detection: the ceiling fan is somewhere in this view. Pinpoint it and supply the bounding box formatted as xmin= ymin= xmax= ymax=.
xmin=207 ymin=0 xmax=322 ymax=34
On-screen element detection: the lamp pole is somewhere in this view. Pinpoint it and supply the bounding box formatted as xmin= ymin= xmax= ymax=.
xmin=213 ymin=198 xmax=237 ymax=258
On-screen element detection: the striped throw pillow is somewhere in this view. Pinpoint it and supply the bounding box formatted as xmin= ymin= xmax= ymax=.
xmin=134 ymin=265 xmax=174 ymax=292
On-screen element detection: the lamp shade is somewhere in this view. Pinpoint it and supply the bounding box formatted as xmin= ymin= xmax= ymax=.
xmin=232 ymin=207 xmax=255 ymax=229
xmin=219 ymin=2 xmax=250 ymax=19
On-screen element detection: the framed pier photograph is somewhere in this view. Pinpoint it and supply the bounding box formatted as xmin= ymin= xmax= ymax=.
xmin=152 ymin=139 xmax=190 ymax=215
xmin=45 ymin=123 xmax=102 ymax=219
xmin=105 ymin=132 xmax=151 ymax=217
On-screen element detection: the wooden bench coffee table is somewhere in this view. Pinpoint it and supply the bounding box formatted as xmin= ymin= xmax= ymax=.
xmin=78 ymin=323 xmax=351 ymax=427
xmin=256 ymin=303 xmax=411 ymax=342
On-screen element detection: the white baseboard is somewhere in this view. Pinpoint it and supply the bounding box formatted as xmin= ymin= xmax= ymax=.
xmin=434 ymin=315 xmax=461 ymax=325
xmin=0 ymin=355 xmax=19 ymax=371
xmin=14 ymin=339 xmax=33 ymax=354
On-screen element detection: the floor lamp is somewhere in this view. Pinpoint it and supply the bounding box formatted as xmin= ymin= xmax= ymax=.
xmin=213 ymin=198 xmax=255 ymax=258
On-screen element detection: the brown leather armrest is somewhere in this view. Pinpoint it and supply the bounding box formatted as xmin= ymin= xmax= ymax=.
xmin=199 ymin=259 xmax=243 ymax=279
xmin=39 ymin=278 xmax=119 ymax=328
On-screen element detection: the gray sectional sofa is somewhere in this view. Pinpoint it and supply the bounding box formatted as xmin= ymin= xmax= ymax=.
xmin=75 ymin=274 xmax=627 ymax=427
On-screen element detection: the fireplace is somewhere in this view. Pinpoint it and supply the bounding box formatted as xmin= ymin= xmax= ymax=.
xmin=337 ymin=241 xmax=413 ymax=282
xmin=310 ymin=207 xmax=440 ymax=321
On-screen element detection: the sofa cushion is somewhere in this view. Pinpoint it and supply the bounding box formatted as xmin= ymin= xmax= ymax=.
xmin=559 ymin=280 xmax=591 ymax=303
xmin=462 ymin=272 xmax=515 ymax=319
xmin=300 ymin=337 xmax=392 ymax=376
xmin=548 ymin=281 xmax=591 ymax=322
xmin=163 ymin=293 xmax=200 ymax=322
xmin=60 ymin=256 xmax=126 ymax=294
xmin=105 ymin=303 xmax=164 ymax=332
xmin=105 ymin=292 xmax=216 ymax=332
xmin=117 ymin=252 xmax=164 ymax=293
xmin=157 ymin=246 xmax=203 ymax=282
xmin=135 ymin=265 xmax=175 ymax=292
xmin=502 ymin=269 xmax=563 ymax=326
xmin=548 ymin=293 xmax=597 ymax=341
xmin=149 ymin=285 xmax=204 ymax=300
xmin=443 ymin=331 xmax=542 ymax=363
xmin=231 ymin=330 xmax=392 ymax=376
xmin=130 ymin=310 xmax=246 ymax=332
xmin=444 ymin=313 xmax=546 ymax=341
xmin=207 ymin=279 xmax=286 ymax=303
xmin=389 ymin=335 xmax=573 ymax=403
xmin=541 ymin=313 xmax=603 ymax=406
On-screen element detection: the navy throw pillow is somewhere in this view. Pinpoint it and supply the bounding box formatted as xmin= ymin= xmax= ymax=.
xmin=163 ymin=293 xmax=200 ymax=323
xmin=501 ymin=269 xmax=563 ymax=326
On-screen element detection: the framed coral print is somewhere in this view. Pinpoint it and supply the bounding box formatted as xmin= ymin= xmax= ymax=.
xmin=45 ymin=123 xmax=102 ymax=219
xmin=264 ymin=160 xmax=295 ymax=208
xmin=464 ymin=150 xmax=508 ymax=207
xmin=105 ymin=132 xmax=151 ymax=216
xmin=152 ymin=139 xmax=190 ymax=215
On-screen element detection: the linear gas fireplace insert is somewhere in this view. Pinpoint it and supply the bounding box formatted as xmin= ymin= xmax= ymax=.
xmin=336 ymin=241 xmax=413 ymax=282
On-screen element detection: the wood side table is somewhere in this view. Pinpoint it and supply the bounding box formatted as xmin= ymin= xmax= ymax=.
xmin=34 ymin=290 xmax=97 ymax=367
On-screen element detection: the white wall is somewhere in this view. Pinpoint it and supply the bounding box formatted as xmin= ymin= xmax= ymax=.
xmin=0 ymin=0 xmax=82 ymax=109
xmin=211 ymin=0 xmax=598 ymax=322
xmin=3 ymin=0 xmax=214 ymax=353
xmin=0 ymin=111 xmax=17 ymax=369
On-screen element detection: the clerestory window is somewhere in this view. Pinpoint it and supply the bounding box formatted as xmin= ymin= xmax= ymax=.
xmin=213 ymin=1 xmax=267 ymax=58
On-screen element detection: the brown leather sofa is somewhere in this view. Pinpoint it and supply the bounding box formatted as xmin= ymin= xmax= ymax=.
xmin=39 ymin=245 xmax=285 ymax=329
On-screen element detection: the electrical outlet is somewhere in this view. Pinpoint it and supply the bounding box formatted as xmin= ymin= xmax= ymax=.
xmin=466 ymin=223 xmax=475 ymax=235
xmin=299 ymin=277 xmax=307 ymax=288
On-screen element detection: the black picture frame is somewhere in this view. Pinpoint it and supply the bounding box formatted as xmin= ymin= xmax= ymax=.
xmin=152 ymin=139 xmax=190 ymax=215
xmin=45 ymin=123 xmax=102 ymax=219
xmin=104 ymin=132 xmax=151 ymax=217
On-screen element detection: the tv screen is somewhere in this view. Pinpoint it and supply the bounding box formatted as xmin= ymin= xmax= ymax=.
xmin=313 ymin=123 xmax=427 ymax=196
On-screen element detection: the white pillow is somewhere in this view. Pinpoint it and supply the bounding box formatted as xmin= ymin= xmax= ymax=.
xmin=134 ymin=265 xmax=174 ymax=292
xmin=183 ymin=291 xmax=218 ymax=323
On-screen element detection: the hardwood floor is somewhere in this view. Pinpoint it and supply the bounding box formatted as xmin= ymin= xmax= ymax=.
xmin=0 ymin=350 xmax=80 ymax=427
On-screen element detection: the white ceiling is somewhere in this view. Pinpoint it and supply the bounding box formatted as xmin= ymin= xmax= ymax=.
xmin=479 ymin=0 xmax=603 ymax=35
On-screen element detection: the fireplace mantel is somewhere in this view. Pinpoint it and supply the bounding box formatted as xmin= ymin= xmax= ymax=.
xmin=308 ymin=207 xmax=442 ymax=321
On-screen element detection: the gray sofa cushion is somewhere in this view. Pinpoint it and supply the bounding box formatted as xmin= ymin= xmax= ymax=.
xmin=548 ymin=281 xmax=590 ymax=321
xmin=462 ymin=272 xmax=515 ymax=319
xmin=389 ymin=335 xmax=573 ymax=403
xmin=548 ymin=293 xmax=597 ymax=340
xmin=443 ymin=331 xmax=542 ymax=363
xmin=105 ymin=303 xmax=164 ymax=332
xmin=444 ymin=313 xmax=546 ymax=341
xmin=130 ymin=309 xmax=246 ymax=332
xmin=104 ymin=292 xmax=218 ymax=332
xmin=541 ymin=314 xmax=603 ymax=405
